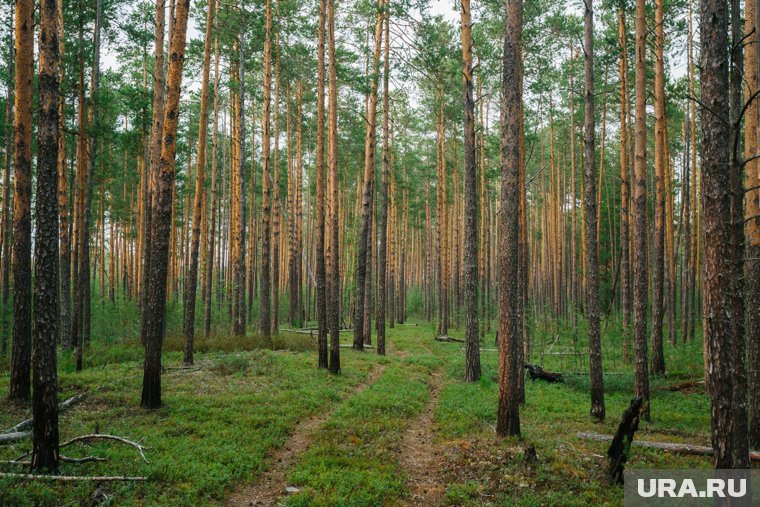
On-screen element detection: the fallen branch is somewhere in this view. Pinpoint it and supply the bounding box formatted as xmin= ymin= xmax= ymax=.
xmin=0 ymin=432 xmax=30 ymax=444
xmin=435 ymin=336 xmax=465 ymax=343
xmin=578 ymin=431 xmax=760 ymax=462
xmin=339 ymin=344 xmax=374 ymax=349
xmin=59 ymin=434 xmax=150 ymax=463
xmin=0 ymin=472 xmax=146 ymax=482
xmin=524 ymin=364 xmax=564 ymax=383
xmin=3 ymin=393 xmax=87 ymax=435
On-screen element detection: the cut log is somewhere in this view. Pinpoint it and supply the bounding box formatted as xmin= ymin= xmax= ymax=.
xmin=435 ymin=336 xmax=465 ymax=343
xmin=523 ymin=363 xmax=564 ymax=383
xmin=0 ymin=432 xmax=30 ymax=444
xmin=606 ymin=396 xmax=643 ymax=484
xmin=577 ymin=431 xmax=760 ymax=462
xmin=0 ymin=472 xmax=146 ymax=481
xmin=2 ymin=393 xmax=86 ymax=435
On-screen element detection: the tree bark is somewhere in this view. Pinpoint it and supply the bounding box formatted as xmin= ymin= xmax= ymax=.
xmin=260 ymin=0 xmax=273 ymax=339
xmin=140 ymin=0 xmax=191 ymax=409
xmin=651 ymin=0 xmax=666 ymax=376
xmin=327 ymin=0 xmax=341 ymax=372
xmin=583 ymin=0 xmax=605 ymax=421
xmin=461 ymin=0 xmax=480 ymax=382
xmin=9 ymin=0 xmax=34 ymax=402
xmin=31 ymin=0 xmax=61 ymax=470
xmin=699 ymin=0 xmax=746 ymax=468
xmin=182 ymin=0 xmax=215 ymax=364
xmin=315 ymin=0 xmax=328 ymax=368
xmin=376 ymin=0 xmax=390 ymax=357
xmin=496 ymin=0 xmax=522 ymax=438
xmin=632 ymin=0 xmax=650 ymax=420
xmin=353 ymin=0 xmax=384 ymax=351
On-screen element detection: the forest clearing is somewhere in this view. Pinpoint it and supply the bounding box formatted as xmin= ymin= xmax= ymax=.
xmin=0 ymin=0 xmax=758 ymax=503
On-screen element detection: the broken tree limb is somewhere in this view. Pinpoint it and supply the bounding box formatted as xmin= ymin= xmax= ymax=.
xmin=2 ymin=393 xmax=87 ymax=435
xmin=435 ymin=336 xmax=465 ymax=343
xmin=523 ymin=364 xmax=564 ymax=383
xmin=577 ymin=431 xmax=760 ymax=462
xmin=606 ymin=396 xmax=644 ymax=484
xmin=59 ymin=434 xmax=150 ymax=463
xmin=0 ymin=472 xmax=146 ymax=482
xmin=0 ymin=432 xmax=30 ymax=444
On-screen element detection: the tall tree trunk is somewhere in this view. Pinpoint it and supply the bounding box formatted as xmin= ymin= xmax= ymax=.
xmin=204 ymin=35 xmax=220 ymax=338
xmin=140 ymin=0 xmax=191 ymax=409
xmin=143 ymin=0 xmax=166 ymax=322
xmin=461 ymin=0 xmax=480 ymax=382
xmin=182 ymin=0 xmax=215 ymax=364
xmin=376 ymin=0 xmax=390 ymax=357
xmin=260 ymin=0 xmax=273 ymax=338
xmin=327 ymin=0 xmax=341 ymax=372
xmin=748 ymin=0 xmax=760 ymax=450
xmin=651 ymin=0 xmax=667 ymax=376
xmin=496 ymin=0 xmax=522 ymax=438
xmin=584 ymin=0 xmax=605 ymax=421
xmin=57 ymin=0 xmax=70 ymax=349
xmin=699 ymin=0 xmax=746 ymax=468
xmin=9 ymin=0 xmax=33 ymax=401
xmin=632 ymin=0 xmax=650 ymax=420
xmin=0 ymin=6 xmax=13 ymax=352
xmin=32 ymin=0 xmax=61 ymax=469
xmin=618 ymin=7 xmax=632 ymax=361
xmin=315 ymin=0 xmax=328 ymax=368
xmin=728 ymin=0 xmax=748 ymax=469
xmin=353 ymin=0 xmax=384 ymax=351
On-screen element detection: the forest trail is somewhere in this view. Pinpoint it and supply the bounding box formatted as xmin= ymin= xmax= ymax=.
xmin=398 ymin=367 xmax=446 ymax=506
xmin=226 ymin=362 xmax=388 ymax=507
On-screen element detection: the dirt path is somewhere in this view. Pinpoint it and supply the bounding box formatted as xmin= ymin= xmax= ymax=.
xmin=398 ymin=368 xmax=447 ymax=506
xmin=226 ymin=363 xmax=387 ymax=507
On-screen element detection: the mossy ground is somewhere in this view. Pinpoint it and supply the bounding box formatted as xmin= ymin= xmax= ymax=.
xmin=0 ymin=309 xmax=724 ymax=506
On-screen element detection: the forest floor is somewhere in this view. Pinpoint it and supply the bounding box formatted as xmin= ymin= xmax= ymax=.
xmin=0 ymin=315 xmax=725 ymax=506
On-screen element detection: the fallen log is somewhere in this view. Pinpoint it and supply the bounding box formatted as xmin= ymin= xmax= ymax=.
xmin=339 ymin=344 xmax=374 ymax=349
xmin=435 ymin=336 xmax=465 ymax=343
xmin=0 ymin=432 xmax=30 ymax=444
xmin=578 ymin=431 xmax=760 ymax=462
xmin=523 ymin=364 xmax=564 ymax=383
xmin=2 ymin=393 xmax=87 ymax=435
xmin=0 ymin=472 xmax=146 ymax=482
xmin=606 ymin=396 xmax=644 ymax=484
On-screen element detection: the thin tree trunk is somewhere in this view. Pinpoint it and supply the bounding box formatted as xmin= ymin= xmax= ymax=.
xmin=315 ymin=0 xmax=328 ymax=368
xmin=584 ymin=0 xmax=604 ymax=421
xmin=353 ymin=0 xmax=384 ymax=351
xmin=182 ymin=0 xmax=215 ymax=364
xmin=461 ymin=0 xmax=480 ymax=382
xmin=651 ymin=0 xmax=667 ymax=376
xmin=327 ymin=0 xmax=341 ymax=372
xmin=260 ymin=0 xmax=273 ymax=338
xmin=632 ymin=0 xmax=650 ymax=420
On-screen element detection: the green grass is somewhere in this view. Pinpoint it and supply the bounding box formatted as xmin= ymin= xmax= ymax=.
xmin=0 ymin=312 xmax=732 ymax=506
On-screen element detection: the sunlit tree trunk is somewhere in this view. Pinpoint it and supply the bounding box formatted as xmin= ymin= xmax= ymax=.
xmin=8 ymin=0 xmax=34 ymax=402
xmin=183 ymin=0 xmax=215 ymax=363
xmin=327 ymin=0 xmax=341 ymax=372
xmin=260 ymin=0 xmax=273 ymax=338
xmin=140 ymin=0 xmax=191 ymax=409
